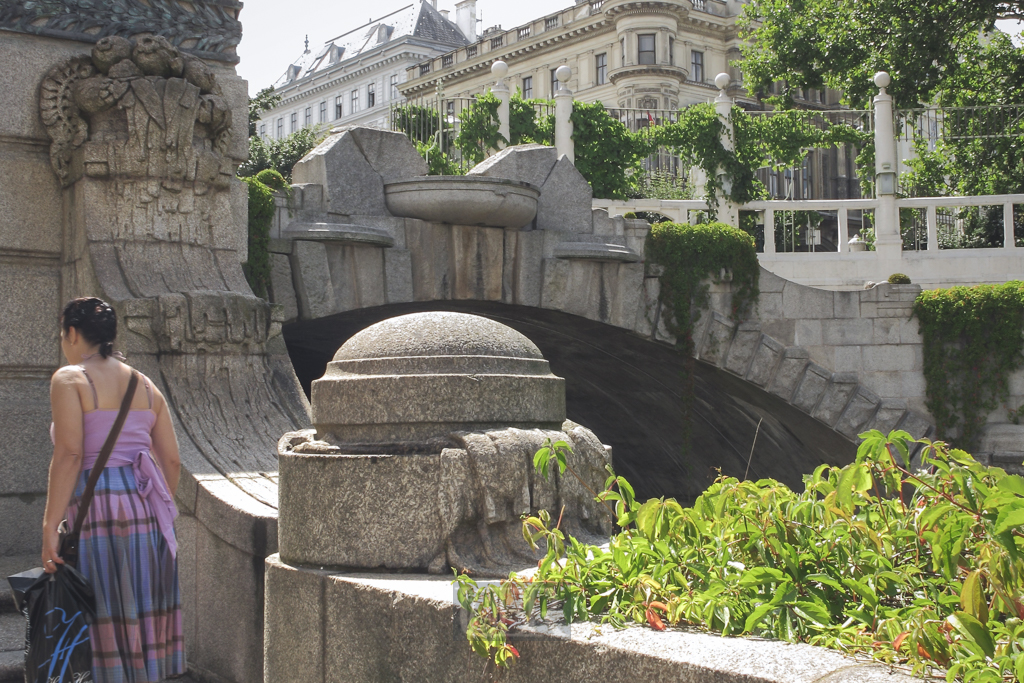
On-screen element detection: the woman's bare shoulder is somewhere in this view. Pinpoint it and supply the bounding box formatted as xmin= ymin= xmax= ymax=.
xmin=50 ymin=365 xmax=84 ymax=387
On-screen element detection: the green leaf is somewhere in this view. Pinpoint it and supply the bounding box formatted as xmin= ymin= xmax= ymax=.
xmin=997 ymin=474 xmax=1024 ymax=497
xmin=994 ymin=500 xmax=1024 ymax=534
xmin=739 ymin=567 xmax=786 ymax=587
xmin=791 ymin=601 xmax=831 ymax=627
xmin=959 ymin=570 xmax=988 ymax=624
xmin=743 ymin=601 xmax=776 ymax=632
xmin=947 ymin=611 xmax=995 ymax=658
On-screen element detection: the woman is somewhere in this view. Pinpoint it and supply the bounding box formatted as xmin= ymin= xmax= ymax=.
xmin=42 ymin=297 xmax=185 ymax=682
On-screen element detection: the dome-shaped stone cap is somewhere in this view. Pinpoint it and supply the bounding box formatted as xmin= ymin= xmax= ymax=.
xmin=327 ymin=312 xmax=552 ymax=376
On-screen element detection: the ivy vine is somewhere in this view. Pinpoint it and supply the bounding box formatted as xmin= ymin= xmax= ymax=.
xmin=913 ymin=282 xmax=1024 ymax=451
xmin=240 ymin=174 xmax=277 ymax=299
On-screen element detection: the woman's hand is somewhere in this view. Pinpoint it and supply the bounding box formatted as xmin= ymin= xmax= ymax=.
xmin=41 ymin=526 xmax=64 ymax=574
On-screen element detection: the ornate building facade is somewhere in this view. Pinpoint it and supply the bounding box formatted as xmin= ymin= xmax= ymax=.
xmin=255 ymin=1 xmax=470 ymax=137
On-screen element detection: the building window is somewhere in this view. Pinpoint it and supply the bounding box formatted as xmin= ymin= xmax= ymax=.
xmin=367 ymin=83 xmax=376 ymax=108
xmin=638 ymin=34 xmax=655 ymax=65
xmin=467 ymin=45 xmax=477 ymax=58
xmin=669 ymin=37 xmax=674 ymax=65
xmin=442 ymin=54 xmax=453 ymax=68
xmin=490 ymin=35 xmax=503 ymax=49
xmin=351 ymin=89 xmax=359 ymax=113
xmin=802 ymin=156 xmax=812 ymax=199
xmin=522 ymin=75 xmax=532 ymax=99
xmin=335 ymin=95 xmax=343 ymax=119
xmin=691 ymin=50 xmax=704 ymax=82
xmin=318 ymin=101 xmax=326 ymax=123
xmin=290 ymin=112 xmax=297 ymax=133
xmin=545 ymin=16 xmax=559 ymax=30
xmin=259 ymin=123 xmax=266 ymax=138
xmin=304 ymin=107 xmax=312 ymax=127
xmin=518 ymin=26 xmax=531 ymax=40
xmin=419 ymin=62 xmax=430 ymax=76
xmin=551 ymin=68 xmax=559 ymax=96
xmin=595 ymin=53 xmax=607 ymax=85
xmin=390 ymin=74 xmax=400 ymax=99
xmin=276 ymin=118 xmax=283 ymax=138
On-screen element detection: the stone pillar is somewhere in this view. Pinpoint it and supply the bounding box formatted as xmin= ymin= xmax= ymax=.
xmin=491 ymin=60 xmax=510 ymax=151
xmin=872 ymin=72 xmax=902 ymax=258
xmin=554 ymin=65 xmax=575 ymax=163
xmin=714 ymin=73 xmax=738 ymax=227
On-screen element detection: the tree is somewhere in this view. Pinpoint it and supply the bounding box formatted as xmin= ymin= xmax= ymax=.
xmin=738 ymin=0 xmax=1024 ymax=109
xmin=248 ymin=86 xmax=282 ymax=136
xmin=237 ymin=126 xmax=326 ymax=181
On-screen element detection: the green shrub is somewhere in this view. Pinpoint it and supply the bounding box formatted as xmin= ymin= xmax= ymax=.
xmin=913 ymin=282 xmax=1024 ymax=450
xmin=888 ymin=273 xmax=912 ymax=284
xmin=240 ymin=175 xmax=274 ymax=299
xmin=458 ymin=430 xmax=1024 ymax=680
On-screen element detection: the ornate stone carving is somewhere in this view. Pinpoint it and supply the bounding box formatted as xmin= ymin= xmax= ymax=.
xmin=0 ymin=0 xmax=242 ymax=61
xmin=40 ymin=35 xmax=233 ymax=187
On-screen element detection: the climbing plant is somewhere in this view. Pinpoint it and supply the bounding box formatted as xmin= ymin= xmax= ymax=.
xmin=240 ymin=174 xmax=277 ymax=299
xmin=913 ymin=281 xmax=1024 ymax=450
xmin=570 ymin=101 xmax=653 ymax=200
xmin=454 ymin=92 xmax=504 ymax=166
xmin=509 ymin=93 xmax=554 ymax=146
xmin=457 ymin=430 xmax=1024 ymax=681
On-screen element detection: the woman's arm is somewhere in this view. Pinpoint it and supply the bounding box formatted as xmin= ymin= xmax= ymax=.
xmin=42 ymin=367 xmax=85 ymax=572
xmin=150 ymin=388 xmax=181 ymax=496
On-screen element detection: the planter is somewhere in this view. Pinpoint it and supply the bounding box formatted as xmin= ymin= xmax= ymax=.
xmin=384 ymin=176 xmax=540 ymax=229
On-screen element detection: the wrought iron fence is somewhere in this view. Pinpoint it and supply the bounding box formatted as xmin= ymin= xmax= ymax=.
xmin=389 ymin=95 xmax=478 ymax=172
xmin=896 ymin=104 xmax=1024 ymax=143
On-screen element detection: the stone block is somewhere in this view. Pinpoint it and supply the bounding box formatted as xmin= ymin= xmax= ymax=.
xmin=279 ymin=451 xmax=444 ymax=568
xmin=0 ymin=257 xmax=60 ymax=367
xmin=782 ymin=282 xmax=834 ymax=319
xmin=865 ymin=399 xmax=909 ymax=435
xmin=624 ymin=219 xmax=650 ymax=257
xmin=792 ymin=364 xmax=831 ymax=414
xmin=898 ymin=317 xmax=922 ymax=343
xmin=348 ymin=215 xmax=409 ymax=250
xmin=268 ymin=253 xmax=298 ymax=323
xmin=862 ymin=345 xmax=917 ymax=372
xmin=325 ymin=243 xmax=386 ymax=312
xmin=540 ymin=258 xmax=572 ymax=312
xmin=861 ymin=371 xmax=903 ymax=398
xmin=468 ymin=143 xmax=557 ymax=188
xmin=872 ymin=318 xmax=901 ymax=345
xmin=757 ymin=291 xmax=784 ymax=319
xmin=291 ymin=240 xmax=337 ymax=319
xmin=607 ymin=262 xmax=645 ymax=330
xmin=537 ymin=155 xmax=594 ymax=233
xmin=822 ymin=319 xmax=873 ymax=346
xmin=191 ymin=518 xmax=266 ymax=683
xmin=451 ymin=225 xmax=504 ymax=301
xmin=746 ymin=335 xmax=783 ymax=387
xmin=384 ymin=249 xmax=414 ymax=304
xmin=812 ymin=373 xmax=860 ymax=427
xmin=833 ymin=345 xmax=862 ymax=373
xmin=0 ymin=144 xmax=63 ymax=254
xmin=635 ymin=277 xmax=659 ymax=338
xmin=834 ymin=386 xmax=880 ymax=438
xmin=592 ymin=208 xmax=618 ymax=236
xmin=760 ymin=318 xmax=795 ymax=346
xmin=698 ymin=312 xmax=736 ymax=367
xmin=0 ymin=376 xmax=54 ymax=495
xmin=833 ymin=291 xmax=860 ymax=318
xmin=769 ymin=348 xmax=810 ymax=401
xmin=406 ymin=220 xmax=451 ymax=301
xmin=508 ymin=230 xmax=545 ymax=307
xmin=345 ymin=127 xmax=428 ymax=183
xmin=758 ymin=267 xmax=788 ymax=293
xmin=0 ymin=493 xmax=46 ymax=556
xmin=794 ymin=319 xmax=822 ymax=347
xmin=175 ymin=512 xmax=197 ymax=661
xmin=724 ymin=323 xmax=761 ymax=376
xmin=900 ymin=371 xmax=927 ymax=399
xmin=264 ymin=558 xmax=326 ymax=683
xmin=291 ymin=132 xmax=387 ymax=216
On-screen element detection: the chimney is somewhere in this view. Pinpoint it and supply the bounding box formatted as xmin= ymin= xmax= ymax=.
xmin=455 ymin=0 xmax=477 ymax=42
xmin=440 ymin=9 xmax=450 ymax=19
xmin=429 ymin=0 xmax=437 ymax=8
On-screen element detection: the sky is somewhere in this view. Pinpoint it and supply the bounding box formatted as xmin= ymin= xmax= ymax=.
xmin=236 ymin=0 xmax=565 ymax=95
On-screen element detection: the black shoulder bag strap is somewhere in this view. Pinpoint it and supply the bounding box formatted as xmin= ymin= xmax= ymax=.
xmin=60 ymin=370 xmax=140 ymax=567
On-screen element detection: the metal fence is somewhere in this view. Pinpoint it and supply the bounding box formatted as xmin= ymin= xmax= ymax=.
xmin=896 ymin=104 xmax=1024 ymax=143
xmin=389 ymin=95 xmax=478 ymax=172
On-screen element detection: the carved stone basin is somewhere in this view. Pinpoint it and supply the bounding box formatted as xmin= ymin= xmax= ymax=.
xmin=384 ymin=176 xmax=540 ymax=228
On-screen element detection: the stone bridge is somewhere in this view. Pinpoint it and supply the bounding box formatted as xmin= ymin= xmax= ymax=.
xmin=268 ymin=128 xmax=1024 ymax=500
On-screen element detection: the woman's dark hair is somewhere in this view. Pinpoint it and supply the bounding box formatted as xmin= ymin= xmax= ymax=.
xmin=61 ymin=297 xmax=117 ymax=358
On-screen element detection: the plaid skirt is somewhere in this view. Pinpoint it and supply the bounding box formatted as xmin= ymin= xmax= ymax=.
xmin=67 ymin=465 xmax=185 ymax=683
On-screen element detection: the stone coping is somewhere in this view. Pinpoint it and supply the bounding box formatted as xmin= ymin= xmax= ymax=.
xmin=264 ymin=555 xmax=921 ymax=683
xmin=553 ymin=241 xmax=641 ymax=263
xmin=283 ymin=222 xmax=395 ymax=247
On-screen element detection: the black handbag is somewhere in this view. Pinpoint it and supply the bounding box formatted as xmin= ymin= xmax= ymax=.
xmin=7 ymin=370 xmax=139 ymax=683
